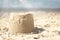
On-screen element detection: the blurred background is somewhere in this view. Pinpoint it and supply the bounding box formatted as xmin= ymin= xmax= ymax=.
xmin=0 ymin=0 xmax=60 ymax=11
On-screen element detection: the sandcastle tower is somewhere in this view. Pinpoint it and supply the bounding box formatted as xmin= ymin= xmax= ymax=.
xmin=8 ymin=13 xmax=34 ymax=33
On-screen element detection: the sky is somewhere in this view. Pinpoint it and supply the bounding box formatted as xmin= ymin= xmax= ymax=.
xmin=0 ymin=0 xmax=60 ymax=8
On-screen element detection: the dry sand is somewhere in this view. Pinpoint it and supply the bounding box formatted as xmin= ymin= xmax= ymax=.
xmin=0 ymin=11 xmax=60 ymax=40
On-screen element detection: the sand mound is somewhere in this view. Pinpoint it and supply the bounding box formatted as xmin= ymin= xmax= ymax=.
xmin=8 ymin=13 xmax=34 ymax=33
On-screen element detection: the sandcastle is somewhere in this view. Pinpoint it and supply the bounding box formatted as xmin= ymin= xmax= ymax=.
xmin=8 ymin=13 xmax=34 ymax=33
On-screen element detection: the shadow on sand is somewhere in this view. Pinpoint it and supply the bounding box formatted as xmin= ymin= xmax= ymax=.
xmin=33 ymin=27 xmax=45 ymax=34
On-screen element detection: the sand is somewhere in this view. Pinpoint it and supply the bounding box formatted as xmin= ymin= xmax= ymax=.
xmin=0 ymin=11 xmax=60 ymax=40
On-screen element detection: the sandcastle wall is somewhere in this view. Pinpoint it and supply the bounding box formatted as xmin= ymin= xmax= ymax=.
xmin=8 ymin=13 xmax=34 ymax=33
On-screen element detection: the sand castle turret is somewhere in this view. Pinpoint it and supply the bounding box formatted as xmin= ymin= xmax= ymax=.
xmin=8 ymin=13 xmax=34 ymax=33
